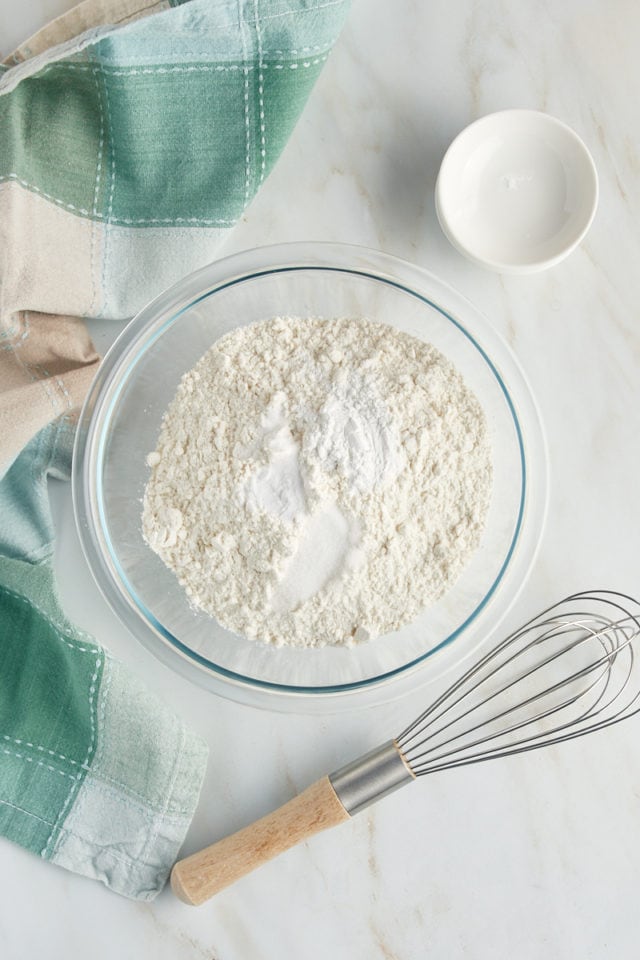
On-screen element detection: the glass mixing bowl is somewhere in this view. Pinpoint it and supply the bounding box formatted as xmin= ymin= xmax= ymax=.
xmin=73 ymin=243 xmax=547 ymax=711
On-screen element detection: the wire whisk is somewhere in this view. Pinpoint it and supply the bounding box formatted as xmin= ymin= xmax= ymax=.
xmin=171 ymin=590 xmax=640 ymax=904
xmin=397 ymin=589 xmax=640 ymax=775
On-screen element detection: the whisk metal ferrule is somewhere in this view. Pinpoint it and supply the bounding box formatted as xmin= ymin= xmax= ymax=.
xmin=329 ymin=740 xmax=415 ymax=816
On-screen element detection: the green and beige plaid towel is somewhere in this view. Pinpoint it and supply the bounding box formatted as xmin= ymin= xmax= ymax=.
xmin=0 ymin=0 xmax=350 ymax=899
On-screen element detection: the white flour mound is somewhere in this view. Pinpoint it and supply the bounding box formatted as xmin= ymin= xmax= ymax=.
xmin=142 ymin=316 xmax=492 ymax=648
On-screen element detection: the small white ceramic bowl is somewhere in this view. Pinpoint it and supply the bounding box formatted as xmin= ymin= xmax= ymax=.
xmin=435 ymin=110 xmax=598 ymax=274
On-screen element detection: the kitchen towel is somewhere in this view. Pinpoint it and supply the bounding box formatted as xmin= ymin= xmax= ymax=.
xmin=0 ymin=0 xmax=350 ymax=899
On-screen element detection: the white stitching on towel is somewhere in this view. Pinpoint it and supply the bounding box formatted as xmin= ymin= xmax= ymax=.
xmin=85 ymin=40 xmax=334 ymax=63
xmin=253 ymin=0 xmax=266 ymax=184
xmin=53 ymin=374 xmax=73 ymax=410
xmin=271 ymin=44 xmax=330 ymax=55
xmin=111 ymin=214 xmax=235 ymax=224
xmin=101 ymin=72 xmax=116 ymax=226
xmin=80 ymin=654 xmax=190 ymax=813
xmin=93 ymin=651 xmax=113 ymax=772
xmin=4 ymin=649 xmax=193 ymax=816
xmin=0 ymin=176 xmax=237 ymax=225
xmin=86 ymin=663 xmax=100 ymax=770
xmin=31 ymin=363 xmax=62 ymax=416
xmin=40 ymin=651 xmax=101 ymax=859
xmin=88 ymin=51 xmax=105 ymax=319
xmin=243 ymin=63 xmax=251 ymax=204
xmin=33 ymin=58 xmax=327 ymax=77
xmin=99 ymin=63 xmax=116 ymax=316
xmin=3 ymin=734 xmax=82 ymax=767
xmin=0 ymin=27 xmax=327 ymax=233
xmin=239 ymin=0 xmax=251 ymax=207
xmin=0 ymin=583 xmax=97 ymax=652
xmin=245 ymin=0 xmax=346 ymax=22
xmin=1 ymin=731 xmax=191 ymax=816
xmin=0 ymin=174 xmax=93 ymax=215
xmin=1 ymin=748 xmax=78 ymax=781
xmin=34 ymin=361 xmax=74 ymax=414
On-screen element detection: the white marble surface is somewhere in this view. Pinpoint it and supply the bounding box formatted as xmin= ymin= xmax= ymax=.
xmin=2 ymin=0 xmax=640 ymax=957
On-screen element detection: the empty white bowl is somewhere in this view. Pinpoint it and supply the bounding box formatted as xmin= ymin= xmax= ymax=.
xmin=435 ymin=110 xmax=598 ymax=274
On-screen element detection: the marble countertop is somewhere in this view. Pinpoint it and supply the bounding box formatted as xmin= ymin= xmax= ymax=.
xmin=2 ymin=1 xmax=640 ymax=957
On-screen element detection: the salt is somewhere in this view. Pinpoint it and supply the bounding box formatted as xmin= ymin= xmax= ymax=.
xmin=271 ymin=502 xmax=358 ymax=613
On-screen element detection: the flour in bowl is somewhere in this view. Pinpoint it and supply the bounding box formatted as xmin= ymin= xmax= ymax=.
xmin=141 ymin=316 xmax=492 ymax=647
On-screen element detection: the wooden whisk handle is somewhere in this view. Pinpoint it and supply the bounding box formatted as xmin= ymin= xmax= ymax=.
xmin=170 ymin=776 xmax=350 ymax=905
xmin=171 ymin=741 xmax=413 ymax=905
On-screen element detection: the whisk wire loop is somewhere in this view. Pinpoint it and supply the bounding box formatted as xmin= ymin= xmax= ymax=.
xmin=402 ymin=616 xmax=616 ymax=754
xmin=396 ymin=591 xmax=640 ymax=776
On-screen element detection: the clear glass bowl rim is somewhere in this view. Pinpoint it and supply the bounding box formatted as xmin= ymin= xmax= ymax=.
xmin=72 ymin=241 xmax=548 ymax=711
